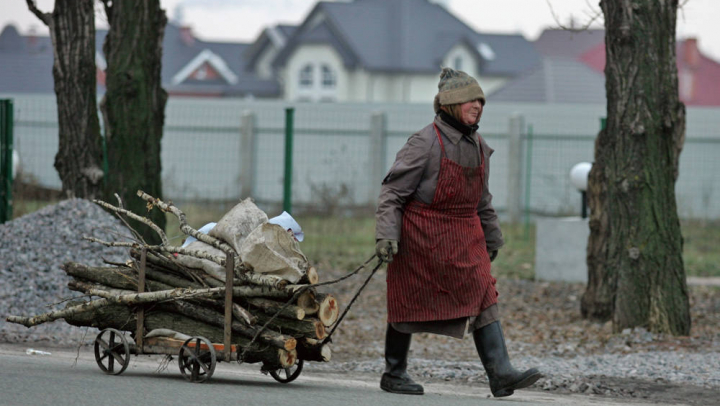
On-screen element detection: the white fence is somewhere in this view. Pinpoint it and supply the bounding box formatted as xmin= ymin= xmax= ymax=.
xmin=5 ymin=93 xmax=720 ymax=219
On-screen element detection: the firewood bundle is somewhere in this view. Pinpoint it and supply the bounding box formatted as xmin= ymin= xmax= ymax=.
xmin=6 ymin=191 xmax=339 ymax=370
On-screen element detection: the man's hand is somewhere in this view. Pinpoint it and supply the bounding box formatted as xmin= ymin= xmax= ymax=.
xmin=376 ymin=239 xmax=398 ymax=263
xmin=489 ymin=249 xmax=498 ymax=262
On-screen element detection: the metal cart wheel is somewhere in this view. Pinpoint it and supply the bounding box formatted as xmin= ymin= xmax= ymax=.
xmin=178 ymin=336 xmax=216 ymax=383
xmin=94 ymin=328 xmax=130 ymax=375
xmin=270 ymin=359 xmax=304 ymax=383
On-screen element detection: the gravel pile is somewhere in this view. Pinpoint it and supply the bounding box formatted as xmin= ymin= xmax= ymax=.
xmin=1 ymin=199 xmax=718 ymax=403
xmin=0 ymin=199 xmax=128 ymax=346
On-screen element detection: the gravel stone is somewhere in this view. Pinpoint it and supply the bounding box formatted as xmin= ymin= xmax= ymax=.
xmin=0 ymin=199 xmax=128 ymax=346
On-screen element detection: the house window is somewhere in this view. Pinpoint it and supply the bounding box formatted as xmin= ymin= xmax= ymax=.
xmin=195 ymin=65 xmax=208 ymax=80
xmin=454 ymin=56 xmax=462 ymax=71
xmin=299 ymin=64 xmax=314 ymax=87
xmin=321 ymin=65 xmax=336 ymax=88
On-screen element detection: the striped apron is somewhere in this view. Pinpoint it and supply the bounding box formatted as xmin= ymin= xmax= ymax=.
xmin=387 ymin=123 xmax=497 ymax=323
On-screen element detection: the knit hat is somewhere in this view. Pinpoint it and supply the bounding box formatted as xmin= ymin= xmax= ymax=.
xmin=433 ymin=67 xmax=485 ymax=113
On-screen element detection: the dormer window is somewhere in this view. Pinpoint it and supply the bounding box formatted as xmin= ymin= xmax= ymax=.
xmin=299 ymin=64 xmax=313 ymax=87
xmin=454 ymin=56 xmax=463 ymax=71
xmin=478 ymin=42 xmax=496 ymax=61
xmin=195 ymin=65 xmax=208 ymax=80
xmin=321 ymin=65 xmax=336 ymax=88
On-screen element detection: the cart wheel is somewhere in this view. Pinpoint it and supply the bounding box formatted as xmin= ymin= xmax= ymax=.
xmin=270 ymin=359 xmax=303 ymax=384
xmin=94 ymin=328 xmax=130 ymax=375
xmin=178 ymin=336 xmax=216 ymax=383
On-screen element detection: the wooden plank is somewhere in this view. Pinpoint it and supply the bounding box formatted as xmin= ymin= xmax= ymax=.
xmin=144 ymin=336 xmax=237 ymax=353
xmin=135 ymin=248 xmax=147 ymax=354
xmin=224 ymin=255 xmax=234 ymax=362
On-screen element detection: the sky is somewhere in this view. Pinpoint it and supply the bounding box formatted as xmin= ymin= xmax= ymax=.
xmin=1 ymin=0 xmax=719 ymax=61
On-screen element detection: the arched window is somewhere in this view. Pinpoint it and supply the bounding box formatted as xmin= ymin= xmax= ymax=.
xmin=299 ymin=64 xmax=313 ymax=87
xmin=321 ymin=64 xmax=336 ymax=88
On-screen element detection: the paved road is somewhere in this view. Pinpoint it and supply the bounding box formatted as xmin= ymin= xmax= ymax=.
xmin=0 ymin=343 xmax=671 ymax=406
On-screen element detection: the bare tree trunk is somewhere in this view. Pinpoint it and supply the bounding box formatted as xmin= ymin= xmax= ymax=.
xmin=100 ymin=0 xmax=167 ymax=244
xmin=25 ymin=0 xmax=104 ymax=198
xmin=582 ymin=0 xmax=690 ymax=335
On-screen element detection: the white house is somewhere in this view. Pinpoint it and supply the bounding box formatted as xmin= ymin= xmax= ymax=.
xmin=244 ymin=0 xmax=540 ymax=103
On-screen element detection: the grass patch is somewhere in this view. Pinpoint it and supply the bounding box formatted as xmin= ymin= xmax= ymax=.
xmin=682 ymin=220 xmax=720 ymax=277
xmin=490 ymin=222 xmax=536 ymax=280
xmin=296 ymin=215 xmax=376 ymax=272
xmin=11 ymin=199 xmax=58 ymax=219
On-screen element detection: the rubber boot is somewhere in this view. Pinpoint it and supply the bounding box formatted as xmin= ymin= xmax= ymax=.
xmin=380 ymin=324 xmax=424 ymax=395
xmin=473 ymin=321 xmax=542 ymax=397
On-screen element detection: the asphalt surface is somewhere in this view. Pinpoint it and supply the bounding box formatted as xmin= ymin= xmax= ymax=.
xmin=0 ymin=343 xmax=683 ymax=406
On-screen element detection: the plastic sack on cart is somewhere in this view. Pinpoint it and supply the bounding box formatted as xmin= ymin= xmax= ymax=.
xmin=209 ymin=198 xmax=268 ymax=253
xmin=239 ymin=223 xmax=309 ymax=283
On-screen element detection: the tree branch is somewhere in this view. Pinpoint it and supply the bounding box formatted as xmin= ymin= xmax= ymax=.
xmin=546 ymin=0 xmax=603 ymax=33
xmin=25 ymin=0 xmax=51 ymax=26
xmin=6 ymin=286 xmax=226 ymax=328
xmin=136 ymin=190 xmax=235 ymax=256
xmin=93 ymin=197 xmax=168 ymax=245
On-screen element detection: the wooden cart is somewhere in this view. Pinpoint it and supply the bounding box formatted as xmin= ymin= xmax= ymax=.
xmin=91 ymin=249 xmax=303 ymax=384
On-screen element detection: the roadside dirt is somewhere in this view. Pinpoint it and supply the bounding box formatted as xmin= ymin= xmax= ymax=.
xmin=315 ymin=265 xmax=720 ymax=405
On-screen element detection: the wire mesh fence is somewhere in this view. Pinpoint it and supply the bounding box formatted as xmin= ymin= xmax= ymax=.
xmin=4 ymin=94 xmax=720 ymax=224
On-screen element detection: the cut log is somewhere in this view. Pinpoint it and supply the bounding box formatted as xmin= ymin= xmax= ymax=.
xmin=62 ymin=302 xmax=295 ymax=367
xmin=299 ymin=266 xmax=319 ymax=285
xmin=63 ymin=262 xmax=311 ymax=302
xmin=295 ymin=289 xmax=319 ymax=316
xmin=315 ymin=293 xmax=339 ymax=327
xmin=6 ymin=286 xmax=225 ymax=328
xmin=297 ymin=338 xmax=332 ymax=362
xmin=67 ymin=281 xmax=289 ymax=350
xmin=245 ymin=297 xmax=305 ymax=320
xmin=189 ymin=298 xmax=257 ymax=326
xmin=157 ymin=300 xmax=296 ymax=351
xmin=253 ymin=312 xmax=326 ymax=340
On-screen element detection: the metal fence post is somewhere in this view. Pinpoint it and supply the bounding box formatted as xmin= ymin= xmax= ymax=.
xmin=523 ymin=124 xmax=534 ymax=239
xmin=369 ymin=111 xmax=387 ymax=205
xmin=240 ymin=111 xmax=256 ymax=200
xmin=283 ymin=108 xmax=294 ymax=214
xmin=507 ymin=114 xmax=525 ymax=224
xmin=0 ymin=99 xmax=14 ymax=224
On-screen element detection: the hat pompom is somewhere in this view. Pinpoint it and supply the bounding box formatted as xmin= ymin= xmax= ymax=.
xmin=439 ymin=67 xmax=458 ymax=80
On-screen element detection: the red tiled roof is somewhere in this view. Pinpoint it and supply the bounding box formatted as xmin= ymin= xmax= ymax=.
xmin=577 ymin=38 xmax=720 ymax=106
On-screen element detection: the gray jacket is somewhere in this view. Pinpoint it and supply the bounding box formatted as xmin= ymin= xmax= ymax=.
xmin=375 ymin=114 xmax=504 ymax=250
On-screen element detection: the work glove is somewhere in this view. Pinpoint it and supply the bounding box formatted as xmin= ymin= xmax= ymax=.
xmin=489 ymin=249 xmax=498 ymax=262
xmin=376 ymin=239 xmax=398 ymax=263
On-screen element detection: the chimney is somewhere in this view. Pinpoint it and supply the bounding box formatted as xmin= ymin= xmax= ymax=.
xmin=684 ymin=38 xmax=700 ymax=68
xmin=27 ymin=26 xmax=38 ymax=48
xmin=180 ymin=26 xmax=195 ymax=47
